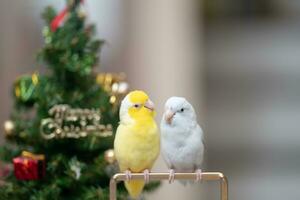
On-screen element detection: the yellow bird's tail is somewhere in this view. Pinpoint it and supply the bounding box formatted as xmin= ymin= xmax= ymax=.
xmin=125 ymin=180 xmax=145 ymax=199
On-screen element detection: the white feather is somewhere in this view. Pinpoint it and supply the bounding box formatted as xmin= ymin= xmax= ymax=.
xmin=119 ymin=94 xmax=134 ymax=125
xmin=160 ymin=97 xmax=204 ymax=184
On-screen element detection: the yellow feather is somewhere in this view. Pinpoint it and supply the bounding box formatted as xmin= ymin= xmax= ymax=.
xmin=114 ymin=91 xmax=160 ymax=198
xmin=128 ymin=90 xmax=149 ymax=104
xmin=125 ymin=180 xmax=145 ymax=199
xmin=115 ymin=121 xmax=159 ymax=172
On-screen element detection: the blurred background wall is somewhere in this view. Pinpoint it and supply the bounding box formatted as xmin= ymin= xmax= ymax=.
xmin=204 ymin=0 xmax=300 ymax=199
xmin=1 ymin=0 xmax=300 ymax=200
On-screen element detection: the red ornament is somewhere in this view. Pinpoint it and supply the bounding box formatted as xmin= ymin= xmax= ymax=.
xmin=50 ymin=7 xmax=68 ymax=32
xmin=50 ymin=0 xmax=85 ymax=32
xmin=13 ymin=151 xmax=45 ymax=180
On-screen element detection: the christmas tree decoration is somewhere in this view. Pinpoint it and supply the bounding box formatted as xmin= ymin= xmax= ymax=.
xmin=161 ymin=97 xmax=204 ymax=183
xmin=96 ymin=73 xmax=129 ymax=106
xmin=114 ymin=91 xmax=160 ymax=199
xmin=104 ymin=149 xmax=118 ymax=178
xmin=13 ymin=151 xmax=46 ymax=180
xmin=104 ymin=149 xmax=115 ymax=164
xmin=50 ymin=0 xmax=85 ymax=32
xmin=14 ymin=73 xmax=40 ymax=105
xmin=68 ymin=157 xmax=84 ymax=180
xmin=3 ymin=120 xmax=15 ymax=137
xmin=50 ymin=6 xmax=68 ymax=32
xmin=0 ymin=162 xmax=12 ymax=180
xmin=0 ymin=1 xmax=159 ymax=199
xmin=0 ymin=162 xmax=12 ymax=187
xmin=40 ymin=104 xmax=113 ymax=139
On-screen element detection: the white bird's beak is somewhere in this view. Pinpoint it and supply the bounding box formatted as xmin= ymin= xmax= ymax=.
xmin=164 ymin=109 xmax=175 ymax=124
xmin=144 ymin=99 xmax=155 ymax=111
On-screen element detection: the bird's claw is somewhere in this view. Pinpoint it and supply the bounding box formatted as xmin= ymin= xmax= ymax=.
xmin=125 ymin=170 xmax=132 ymax=181
xmin=143 ymin=169 xmax=150 ymax=183
xmin=168 ymin=169 xmax=175 ymax=184
xmin=195 ymin=169 xmax=202 ymax=182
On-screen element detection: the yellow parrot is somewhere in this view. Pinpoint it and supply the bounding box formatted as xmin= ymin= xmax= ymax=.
xmin=114 ymin=90 xmax=160 ymax=199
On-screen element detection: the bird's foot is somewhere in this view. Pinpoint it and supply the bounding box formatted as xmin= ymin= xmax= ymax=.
xmin=168 ymin=169 xmax=175 ymax=184
xmin=125 ymin=169 xmax=132 ymax=181
xmin=195 ymin=169 xmax=202 ymax=182
xmin=143 ymin=169 xmax=150 ymax=183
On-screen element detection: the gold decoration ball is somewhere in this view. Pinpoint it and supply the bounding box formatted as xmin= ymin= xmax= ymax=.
xmin=118 ymin=82 xmax=129 ymax=94
xmin=104 ymin=149 xmax=115 ymax=164
xmin=4 ymin=120 xmax=15 ymax=136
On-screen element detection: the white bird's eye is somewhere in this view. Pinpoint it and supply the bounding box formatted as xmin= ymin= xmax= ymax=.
xmin=179 ymin=108 xmax=184 ymax=112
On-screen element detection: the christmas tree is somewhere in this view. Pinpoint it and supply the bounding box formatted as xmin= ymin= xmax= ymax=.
xmin=0 ymin=1 xmax=159 ymax=199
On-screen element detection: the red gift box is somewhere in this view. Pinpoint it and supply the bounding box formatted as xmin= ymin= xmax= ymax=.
xmin=13 ymin=151 xmax=45 ymax=180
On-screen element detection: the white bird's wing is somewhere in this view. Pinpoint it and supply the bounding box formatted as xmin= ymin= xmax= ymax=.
xmin=190 ymin=124 xmax=204 ymax=168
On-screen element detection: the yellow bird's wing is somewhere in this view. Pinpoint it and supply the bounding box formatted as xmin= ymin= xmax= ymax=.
xmin=114 ymin=121 xmax=160 ymax=199
xmin=114 ymin=121 xmax=160 ymax=172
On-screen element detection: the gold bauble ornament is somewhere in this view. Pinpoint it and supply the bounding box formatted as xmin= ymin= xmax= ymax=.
xmin=96 ymin=73 xmax=129 ymax=108
xmin=117 ymin=82 xmax=129 ymax=94
xmin=3 ymin=120 xmax=15 ymax=136
xmin=104 ymin=149 xmax=115 ymax=164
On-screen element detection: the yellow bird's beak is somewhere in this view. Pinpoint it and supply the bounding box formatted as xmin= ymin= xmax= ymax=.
xmin=144 ymin=99 xmax=155 ymax=111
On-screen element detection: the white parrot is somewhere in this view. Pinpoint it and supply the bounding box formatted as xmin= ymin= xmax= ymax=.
xmin=160 ymin=97 xmax=204 ymax=183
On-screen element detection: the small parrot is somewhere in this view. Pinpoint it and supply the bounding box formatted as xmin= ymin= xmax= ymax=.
xmin=114 ymin=90 xmax=160 ymax=199
xmin=160 ymin=97 xmax=204 ymax=184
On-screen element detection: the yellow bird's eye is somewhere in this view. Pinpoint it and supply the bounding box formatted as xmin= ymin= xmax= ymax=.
xmin=133 ymin=104 xmax=141 ymax=108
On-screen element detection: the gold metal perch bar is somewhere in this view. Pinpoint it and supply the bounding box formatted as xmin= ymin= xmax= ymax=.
xmin=109 ymin=172 xmax=228 ymax=200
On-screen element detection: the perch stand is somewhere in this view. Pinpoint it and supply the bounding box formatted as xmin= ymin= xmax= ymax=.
xmin=110 ymin=172 xmax=228 ymax=200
